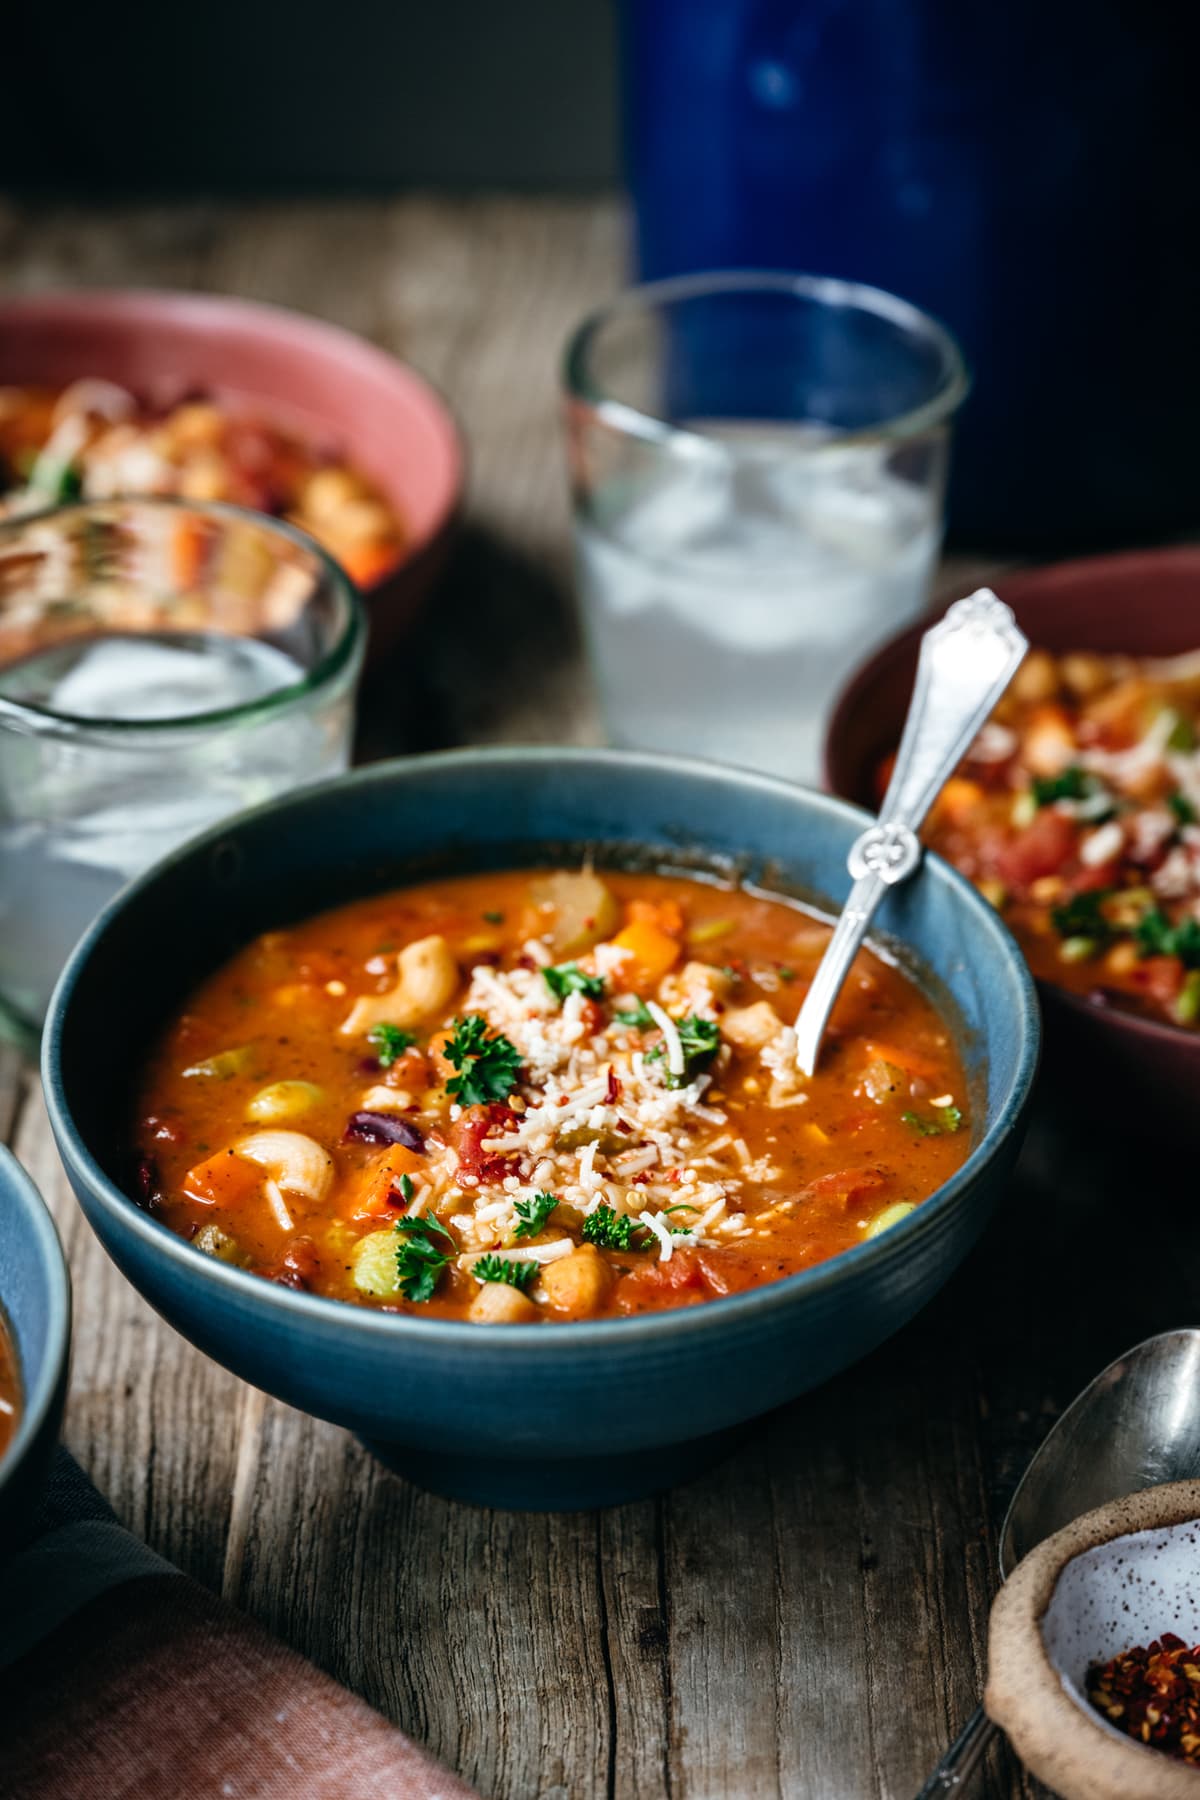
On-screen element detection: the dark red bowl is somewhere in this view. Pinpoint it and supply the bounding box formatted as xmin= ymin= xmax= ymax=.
xmin=0 ymin=289 xmax=463 ymax=660
xmin=824 ymin=547 xmax=1200 ymax=1124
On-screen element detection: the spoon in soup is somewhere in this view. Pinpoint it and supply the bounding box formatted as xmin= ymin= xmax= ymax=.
xmin=793 ymin=589 xmax=1028 ymax=1077
xmin=914 ymin=1327 xmax=1200 ymax=1795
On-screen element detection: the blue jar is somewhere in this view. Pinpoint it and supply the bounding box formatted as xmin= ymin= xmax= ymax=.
xmin=622 ymin=0 xmax=1200 ymax=545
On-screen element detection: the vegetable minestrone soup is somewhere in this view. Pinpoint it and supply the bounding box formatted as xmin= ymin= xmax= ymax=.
xmin=134 ymin=868 xmax=970 ymax=1324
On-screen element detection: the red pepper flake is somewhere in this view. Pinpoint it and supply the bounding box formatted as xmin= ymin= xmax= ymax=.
xmin=558 ymin=1094 xmax=571 ymax=1106
xmin=1088 ymin=1633 xmax=1200 ymax=1765
xmin=606 ymin=1068 xmax=622 ymax=1104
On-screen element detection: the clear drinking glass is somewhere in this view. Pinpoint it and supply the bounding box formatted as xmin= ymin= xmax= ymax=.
xmin=563 ymin=271 xmax=968 ymax=782
xmin=0 ymin=497 xmax=365 ymax=1041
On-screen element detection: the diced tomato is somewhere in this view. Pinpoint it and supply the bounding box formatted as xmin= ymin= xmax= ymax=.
xmin=993 ymin=809 xmax=1078 ymax=890
xmin=451 ymin=1103 xmax=520 ymax=1184
xmin=616 ymin=1247 xmax=710 ymax=1308
xmin=1072 ymin=864 xmax=1119 ymax=894
xmin=1131 ymin=955 xmax=1186 ymax=1006
xmin=800 ymin=1168 xmax=889 ymax=1212
xmin=579 ymin=998 xmax=606 ymax=1037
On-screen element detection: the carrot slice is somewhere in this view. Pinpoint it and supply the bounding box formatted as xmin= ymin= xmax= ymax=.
xmin=611 ymin=919 xmax=681 ymax=987
xmin=626 ymin=898 xmax=685 ymax=938
xmin=345 ymin=1142 xmax=426 ymax=1218
xmin=171 ymin=515 xmax=210 ymax=592
xmin=183 ymin=1148 xmax=260 ymax=1207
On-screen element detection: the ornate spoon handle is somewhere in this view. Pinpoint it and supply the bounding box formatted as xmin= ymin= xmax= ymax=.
xmin=793 ymin=590 xmax=1028 ymax=1077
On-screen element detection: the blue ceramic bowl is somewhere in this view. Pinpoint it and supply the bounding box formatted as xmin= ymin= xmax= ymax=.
xmin=43 ymin=750 xmax=1038 ymax=1510
xmin=0 ymin=1146 xmax=70 ymax=1550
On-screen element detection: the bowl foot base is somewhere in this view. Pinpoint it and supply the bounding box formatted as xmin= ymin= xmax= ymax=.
xmin=358 ymin=1419 xmax=755 ymax=1511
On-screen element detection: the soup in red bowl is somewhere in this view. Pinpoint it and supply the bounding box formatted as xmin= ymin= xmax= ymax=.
xmin=0 ymin=290 xmax=462 ymax=658
xmin=825 ymin=548 xmax=1200 ymax=1124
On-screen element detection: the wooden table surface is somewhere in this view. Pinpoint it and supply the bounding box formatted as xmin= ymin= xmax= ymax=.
xmin=1 ymin=194 xmax=1170 ymax=1800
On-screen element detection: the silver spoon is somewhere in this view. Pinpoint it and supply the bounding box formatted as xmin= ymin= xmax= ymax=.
xmin=793 ymin=590 xmax=1028 ymax=1076
xmin=915 ymin=1328 xmax=1200 ymax=1796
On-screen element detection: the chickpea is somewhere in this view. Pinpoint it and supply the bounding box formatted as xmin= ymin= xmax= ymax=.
xmin=166 ymin=402 xmax=226 ymax=450
xmin=320 ymin=498 xmax=397 ymax=546
xmin=303 ymin=467 xmax=366 ymax=522
xmin=1011 ymin=649 xmax=1060 ymax=705
xmin=541 ymin=1245 xmax=612 ymax=1319
xmin=1060 ymin=652 xmax=1113 ymax=699
xmin=722 ymin=1001 xmax=785 ymax=1050
xmin=469 ymin=1282 xmax=539 ymax=1324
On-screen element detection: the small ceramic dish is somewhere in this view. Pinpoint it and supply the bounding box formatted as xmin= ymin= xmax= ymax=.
xmin=0 ymin=289 xmax=463 ymax=658
xmin=988 ymin=1479 xmax=1200 ymax=1799
xmin=42 ymin=749 xmax=1039 ymax=1511
xmin=0 ymin=1146 xmax=71 ymax=1554
xmin=823 ymin=547 xmax=1200 ymax=1124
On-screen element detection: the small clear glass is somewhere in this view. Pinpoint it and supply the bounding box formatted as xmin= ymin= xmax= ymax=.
xmin=562 ymin=271 xmax=968 ymax=782
xmin=0 ymin=497 xmax=365 ymax=1041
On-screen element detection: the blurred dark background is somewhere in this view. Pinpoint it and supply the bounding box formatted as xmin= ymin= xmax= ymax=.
xmin=6 ymin=0 xmax=1199 ymax=545
xmin=7 ymin=0 xmax=618 ymax=193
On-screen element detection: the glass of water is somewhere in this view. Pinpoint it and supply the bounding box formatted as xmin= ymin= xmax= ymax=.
xmin=0 ymin=497 xmax=365 ymax=1042
xmin=563 ymin=272 xmax=968 ymax=782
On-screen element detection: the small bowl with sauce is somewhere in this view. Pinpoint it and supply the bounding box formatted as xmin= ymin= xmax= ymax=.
xmin=987 ymin=1479 xmax=1200 ymax=1798
xmin=0 ymin=1146 xmax=70 ymax=1552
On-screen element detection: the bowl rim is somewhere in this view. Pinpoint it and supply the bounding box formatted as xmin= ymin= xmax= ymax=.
xmin=42 ymin=746 xmax=1040 ymax=1352
xmin=0 ymin=1144 xmax=71 ymax=1488
xmin=0 ymin=285 xmax=466 ymax=576
xmin=821 ymin=548 xmax=1200 ymax=1061
xmin=562 ymin=268 xmax=970 ymax=451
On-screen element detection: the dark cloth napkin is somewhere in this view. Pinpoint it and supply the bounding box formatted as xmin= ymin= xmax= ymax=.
xmin=0 ymin=1451 xmax=479 ymax=1799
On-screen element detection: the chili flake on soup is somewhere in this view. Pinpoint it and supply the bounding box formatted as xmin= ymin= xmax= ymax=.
xmin=133 ymin=869 xmax=970 ymax=1324
xmin=910 ymin=647 xmax=1200 ymax=1030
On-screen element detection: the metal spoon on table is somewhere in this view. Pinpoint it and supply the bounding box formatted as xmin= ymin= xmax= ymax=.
xmin=793 ymin=589 xmax=1028 ymax=1077
xmin=914 ymin=1329 xmax=1200 ymax=1796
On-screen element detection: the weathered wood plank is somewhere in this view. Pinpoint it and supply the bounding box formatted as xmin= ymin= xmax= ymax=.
xmin=0 ymin=192 xmax=1063 ymax=1800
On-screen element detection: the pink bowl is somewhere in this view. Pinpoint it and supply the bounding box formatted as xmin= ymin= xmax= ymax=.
xmin=0 ymin=289 xmax=463 ymax=659
xmin=823 ymin=547 xmax=1200 ymax=1127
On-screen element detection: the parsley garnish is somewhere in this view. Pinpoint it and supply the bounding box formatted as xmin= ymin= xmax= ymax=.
xmin=397 ymin=1173 xmax=415 ymax=1204
xmin=1168 ymin=791 xmax=1198 ymax=826
xmin=513 ymin=1190 xmax=559 ymax=1240
xmin=647 ymin=1014 xmax=721 ymax=1089
xmin=482 ymin=909 xmax=504 ymax=924
xmin=394 ymin=1213 xmax=455 ymax=1302
xmin=1050 ymin=890 xmax=1114 ymax=943
xmin=368 ymin=1023 xmax=417 ymax=1067
xmin=473 ymin=1254 xmax=538 ymax=1289
xmin=582 ymin=1205 xmax=649 ymax=1252
xmin=902 ymin=1106 xmax=963 ymax=1137
xmin=615 ymin=999 xmax=655 ymax=1028
xmin=543 ymin=962 xmax=606 ymax=1003
xmin=1135 ymin=908 xmax=1200 ymax=969
xmin=1031 ymin=766 xmax=1090 ymax=807
xmin=443 ymin=1013 xmax=523 ymax=1106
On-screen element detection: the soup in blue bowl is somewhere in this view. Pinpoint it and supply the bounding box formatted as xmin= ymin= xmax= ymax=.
xmin=0 ymin=1146 xmax=70 ymax=1551
xmin=42 ymin=749 xmax=1038 ymax=1510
